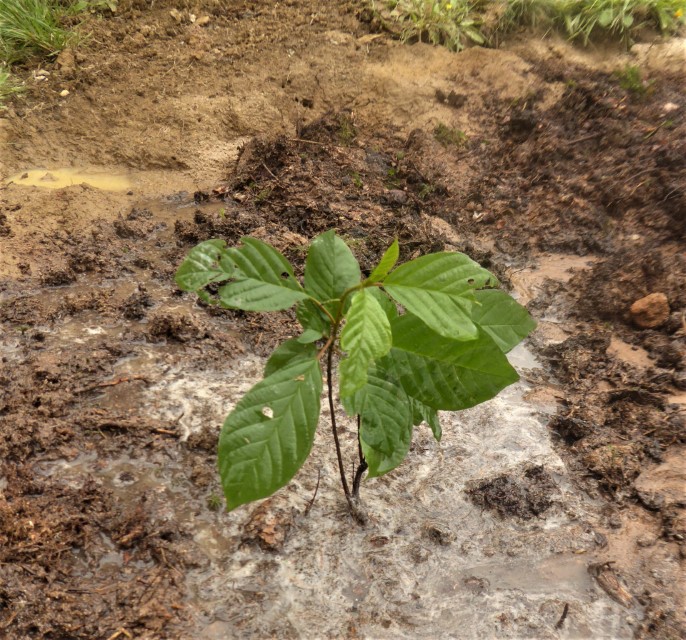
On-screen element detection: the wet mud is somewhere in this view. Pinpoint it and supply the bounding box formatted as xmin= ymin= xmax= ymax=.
xmin=1 ymin=1 xmax=685 ymax=638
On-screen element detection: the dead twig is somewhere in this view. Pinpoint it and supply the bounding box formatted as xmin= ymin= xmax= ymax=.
xmin=106 ymin=629 xmax=132 ymax=640
xmin=555 ymin=602 xmax=569 ymax=630
xmin=304 ymin=469 xmax=321 ymax=516
xmin=75 ymin=375 xmax=149 ymax=394
xmin=261 ymin=162 xmax=285 ymax=186
xmin=153 ymin=428 xmax=180 ymax=437
xmin=565 ymin=132 xmax=602 ymax=145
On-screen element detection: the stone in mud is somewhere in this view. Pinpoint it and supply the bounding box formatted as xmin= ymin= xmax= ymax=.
xmin=385 ymin=189 xmax=408 ymax=205
xmin=630 ymin=293 xmax=670 ymax=329
xmin=55 ymin=48 xmax=76 ymax=77
xmin=242 ymin=497 xmax=293 ymax=552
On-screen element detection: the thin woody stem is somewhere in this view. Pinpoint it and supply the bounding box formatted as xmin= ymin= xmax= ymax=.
xmin=352 ymin=414 xmax=367 ymax=498
xmin=326 ymin=342 xmax=353 ymax=506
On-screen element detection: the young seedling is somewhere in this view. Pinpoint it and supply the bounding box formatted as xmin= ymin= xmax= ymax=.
xmin=175 ymin=231 xmax=536 ymax=520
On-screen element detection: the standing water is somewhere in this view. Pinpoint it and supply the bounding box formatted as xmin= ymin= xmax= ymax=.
xmin=40 ymin=337 xmax=634 ymax=638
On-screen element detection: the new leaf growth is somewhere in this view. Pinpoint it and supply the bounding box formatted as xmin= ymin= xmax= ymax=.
xmin=175 ymin=231 xmax=536 ymax=515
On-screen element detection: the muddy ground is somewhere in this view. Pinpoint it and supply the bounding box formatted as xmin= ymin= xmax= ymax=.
xmin=0 ymin=1 xmax=684 ymax=638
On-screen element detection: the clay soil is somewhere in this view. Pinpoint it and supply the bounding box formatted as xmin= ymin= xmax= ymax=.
xmin=0 ymin=1 xmax=684 ymax=638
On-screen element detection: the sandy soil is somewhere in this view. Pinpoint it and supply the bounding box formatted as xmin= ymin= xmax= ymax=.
xmin=0 ymin=1 xmax=684 ymax=638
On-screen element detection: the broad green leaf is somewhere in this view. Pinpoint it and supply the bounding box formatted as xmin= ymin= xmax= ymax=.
xmin=471 ymin=289 xmax=537 ymax=353
xmin=344 ymin=369 xmax=413 ymax=478
xmin=175 ymin=239 xmax=232 ymax=291
xmin=297 ymin=328 xmax=323 ymax=344
xmin=220 ymin=280 xmax=308 ymax=311
xmin=380 ymin=313 xmax=519 ymax=411
xmin=264 ymin=339 xmax=317 ymax=377
xmin=296 ymin=300 xmax=330 ymax=340
xmin=366 ymin=239 xmax=399 ymax=283
xmin=304 ymin=230 xmax=361 ymax=302
xmin=368 ymin=287 xmax=398 ymax=321
xmin=339 ymin=289 xmax=392 ymax=397
xmin=218 ymin=237 xmax=308 ymax=311
xmin=218 ymin=359 xmax=323 ymax=510
xmin=410 ymin=398 xmax=442 ymax=441
xmin=383 ymin=252 xmax=497 ymax=341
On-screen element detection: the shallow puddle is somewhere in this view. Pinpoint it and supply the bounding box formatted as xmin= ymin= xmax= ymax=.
xmin=37 ymin=334 xmax=635 ymax=638
xmin=5 ymin=167 xmax=132 ymax=191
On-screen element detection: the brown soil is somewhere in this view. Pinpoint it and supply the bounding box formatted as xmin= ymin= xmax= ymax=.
xmin=1 ymin=1 xmax=684 ymax=638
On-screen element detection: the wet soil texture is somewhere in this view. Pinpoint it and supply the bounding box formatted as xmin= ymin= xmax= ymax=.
xmin=1 ymin=1 xmax=685 ymax=638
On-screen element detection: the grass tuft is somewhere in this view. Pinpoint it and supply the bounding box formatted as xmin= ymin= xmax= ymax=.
xmin=0 ymin=1 xmax=113 ymax=106
xmin=434 ymin=122 xmax=468 ymax=147
xmin=0 ymin=0 xmax=79 ymax=64
xmin=615 ymin=64 xmax=654 ymax=95
xmin=376 ymin=0 xmax=686 ymax=50
xmin=499 ymin=0 xmax=686 ymax=45
xmin=383 ymin=0 xmax=487 ymax=51
xmin=0 ymin=65 xmax=24 ymax=106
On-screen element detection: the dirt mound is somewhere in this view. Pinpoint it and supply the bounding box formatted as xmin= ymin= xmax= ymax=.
xmin=466 ymin=465 xmax=559 ymax=519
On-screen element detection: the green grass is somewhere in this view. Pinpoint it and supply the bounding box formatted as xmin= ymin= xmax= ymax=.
xmin=615 ymin=63 xmax=654 ymax=95
xmin=0 ymin=0 xmax=114 ymax=106
xmin=434 ymin=122 xmax=468 ymax=147
xmin=0 ymin=65 xmax=24 ymax=107
xmin=500 ymin=0 xmax=686 ymax=44
xmin=376 ymin=0 xmax=686 ymax=49
xmin=0 ymin=0 xmax=79 ymax=64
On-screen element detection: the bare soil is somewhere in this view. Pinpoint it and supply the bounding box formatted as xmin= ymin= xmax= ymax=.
xmin=0 ymin=1 xmax=684 ymax=638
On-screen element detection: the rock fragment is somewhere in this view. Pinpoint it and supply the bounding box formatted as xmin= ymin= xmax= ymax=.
xmin=630 ymin=292 xmax=670 ymax=329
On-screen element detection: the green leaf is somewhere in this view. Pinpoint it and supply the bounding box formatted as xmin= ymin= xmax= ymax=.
xmin=296 ymin=299 xmax=330 ymax=340
xmin=304 ymin=230 xmax=361 ymax=302
xmin=218 ymin=237 xmax=308 ymax=311
xmin=264 ymin=339 xmax=317 ymax=377
xmin=410 ymin=398 xmax=442 ymax=441
xmin=339 ymin=289 xmax=392 ymax=397
xmin=345 ymin=369 xmax=413 ymax=478
xmin=464 ymin=27 xmax=485 ymax=44
xmin=384 ymin=252 xmax=497 ymax=341
xmin=380 ymin=313 xmax=519 ymax=411
xmin=471 ymin=289 xmax=537 ymax=353
xmin=297 ymin=328 xmax=323 ymax=344
xmin=366 ymin=239 xmax=399 ymax=283
xmin=598 ymin=9 xmax=614 ymax=27
xmin=220 ymin=280 xmax=308 ymax=312
xmin=175 ymin=239 xmax=232 ymax=291
xmin=218 ymin=359 xmax=323 ymax=511
xmin=368 ymin=287 xmax=398 ymax=321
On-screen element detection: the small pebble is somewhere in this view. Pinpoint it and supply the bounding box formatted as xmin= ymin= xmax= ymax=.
xmin=59 ymin=89 xmax=70 ymax=97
